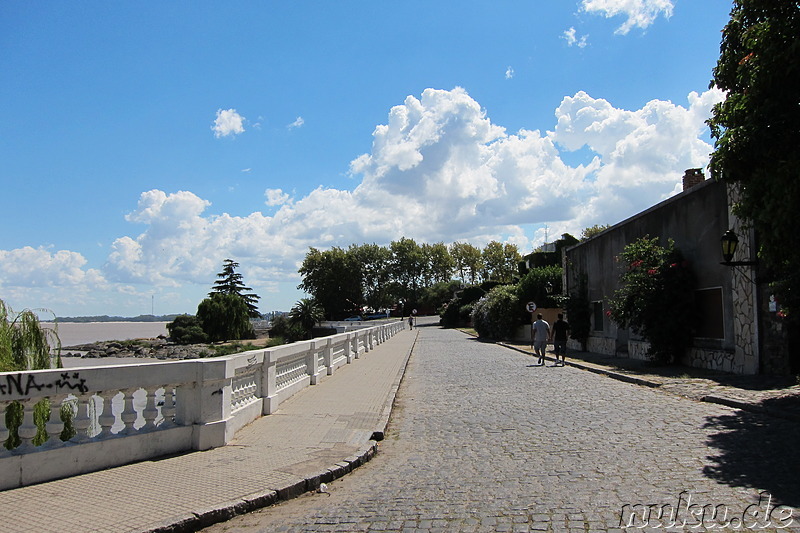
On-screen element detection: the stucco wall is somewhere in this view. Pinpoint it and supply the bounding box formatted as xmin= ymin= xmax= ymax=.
xmin=564 ymin=178 xmax=759 ymax=374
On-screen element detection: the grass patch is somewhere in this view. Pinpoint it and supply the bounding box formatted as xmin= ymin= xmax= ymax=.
xmin=208 ymin=337 xmax=285 ymax=357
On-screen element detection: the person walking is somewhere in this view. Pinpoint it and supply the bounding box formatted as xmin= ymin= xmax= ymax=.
xmin=551 ymin=313 xmax=570 ymax=366
xmin=532 ymin=313 xmax=550 ymax=365
xmin=408 ymin=315 xmax=414 ymax=330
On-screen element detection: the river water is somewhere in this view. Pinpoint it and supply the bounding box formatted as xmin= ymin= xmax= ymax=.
xmin=44 ymin=321 xmax=170 ymax=347
xmin=42 ymin=322 xmax=169 ymax=368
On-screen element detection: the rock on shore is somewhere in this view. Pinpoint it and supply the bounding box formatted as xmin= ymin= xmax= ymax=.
xmin=61 ymin=338 xmax=214 ymax=360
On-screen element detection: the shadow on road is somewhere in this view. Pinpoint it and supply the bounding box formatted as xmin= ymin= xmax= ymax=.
xmin=703 ymin=398 xmax=800 ymax=507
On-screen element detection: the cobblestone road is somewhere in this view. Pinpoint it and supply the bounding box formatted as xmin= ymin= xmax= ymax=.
xmin=203 ymin=324 xmax=800 ymax=532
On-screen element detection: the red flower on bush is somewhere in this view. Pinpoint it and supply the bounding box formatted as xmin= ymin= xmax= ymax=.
xmin=648 ymin=268 xmax=658 ymax=275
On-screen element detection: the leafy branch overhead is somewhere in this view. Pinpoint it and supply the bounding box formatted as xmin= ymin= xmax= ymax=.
xmin=707 ymin=1 xmax=800 ymax=322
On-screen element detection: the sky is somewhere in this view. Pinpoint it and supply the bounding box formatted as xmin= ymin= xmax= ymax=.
xmin=0 ymin=0 xmax=734 ymax=317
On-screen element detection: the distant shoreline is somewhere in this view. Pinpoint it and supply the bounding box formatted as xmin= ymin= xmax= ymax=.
xmin=44 ymin=314 xmax=182 ymax=323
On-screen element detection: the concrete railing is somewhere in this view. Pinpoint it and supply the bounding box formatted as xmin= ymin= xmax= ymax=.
xmin=0 ymin=320 xmax=405 ymax=490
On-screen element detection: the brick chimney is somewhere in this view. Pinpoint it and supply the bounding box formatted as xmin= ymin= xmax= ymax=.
xmin=682 ymin=168 xmax=705 ymax=191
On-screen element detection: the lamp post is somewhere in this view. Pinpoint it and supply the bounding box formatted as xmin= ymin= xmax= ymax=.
xmin=720 ymin=229 xmax=757 ymax=267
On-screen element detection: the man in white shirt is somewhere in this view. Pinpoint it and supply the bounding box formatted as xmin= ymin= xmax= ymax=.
xmin=532 ymin=313 xmax=550 ymax=365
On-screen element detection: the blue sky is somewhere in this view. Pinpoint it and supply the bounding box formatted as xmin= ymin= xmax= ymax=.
xmin=1 ymin=1 xmax=733 ymax=317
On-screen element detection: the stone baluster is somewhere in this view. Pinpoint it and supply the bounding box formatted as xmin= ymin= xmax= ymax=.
xmin=161 ymin=387 xmax=176 ymax=426
xmin=120 ymin=388 xmax=138 ymax=435
xmin=71 ymin=396 xmax=93 ymax=442
xmin=351 ymin=332 xmax=360 ymax=359
xmin=43 ymin=395 xmax=67 ymax=449
xmin=141 ymin=387 xmax=159 ymax=431
xmin=323 ymin=339 xmax=333 ymax=375
xmin=344 ymin=334 xmax=353 ymax=363
xmin=97 ymin=391 xmax=117 ymax=438
xmin=16 ymin=399 xmax=39 ymax=452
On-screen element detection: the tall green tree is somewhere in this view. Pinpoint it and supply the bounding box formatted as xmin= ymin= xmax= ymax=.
xmin=210 ymin=259 xmax=261 ymax=318
xmin=390 ymin=237 xmax=425 ymax=302
xmin=450 ymin=241 xmax=483 ymax=284
xmin=350 ymin=243 xmax=393 ymax=311
xmin=707 ymin=1 xmax=800 ymax=325
xmin=298 ymin=247 xmax=362 ymax=319
xmin=422 ymin=242 xmax=455 ymax=286
xmin=482 ymin=241 xmax=521 ymax=283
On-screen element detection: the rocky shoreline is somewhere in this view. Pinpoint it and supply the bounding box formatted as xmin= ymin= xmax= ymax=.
xmin=61 ymin=338 xmax=219 ymax=360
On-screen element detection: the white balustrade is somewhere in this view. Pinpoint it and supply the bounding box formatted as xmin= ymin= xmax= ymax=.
xmin=0 ymin=319 xmax=403 ymax=490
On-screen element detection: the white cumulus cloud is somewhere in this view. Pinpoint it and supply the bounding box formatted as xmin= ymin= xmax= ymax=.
xmin=1 ymin=86 xmax=725 ymax=315
xmin=265 ymin=188 xmax=291 ymax=206
xmin=212 ymin=108 xmax=245 ymax=138
xmin=563 ymin=27 xmax=588 ymax=48
xmin=581 ymin=0 xmax=674 ymax=34
xmin=288 ymin=116 xmax=305 ymax=129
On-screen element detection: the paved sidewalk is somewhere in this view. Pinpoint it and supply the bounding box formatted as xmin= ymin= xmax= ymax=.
xmin=499 ymin=339 xmax=800 ymax=422
xmin=0 ymin=328 xmax=418 ymax=533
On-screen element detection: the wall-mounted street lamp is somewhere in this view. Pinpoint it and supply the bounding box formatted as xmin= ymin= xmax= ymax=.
xmin=720 ymin=229 xmax=758 ymax=267
xmin=545 ymin=281 xmax=554 ymax=295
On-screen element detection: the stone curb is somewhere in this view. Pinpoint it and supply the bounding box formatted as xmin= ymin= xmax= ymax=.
xmin=498 ymin=340 xmax=661 ymax=389
xmin=494 ymin=339 xmax=800 ymax=424
xmin=700 ymin=394 xmax=800 ymax=423
xmin=372 ymin=329 xmax=419 ymax=440
xmin=145 ymin=330 xmax=419 ymax=533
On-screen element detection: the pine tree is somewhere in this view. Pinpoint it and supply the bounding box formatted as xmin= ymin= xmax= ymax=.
xmin=209 ymin=259 xmax=261 ymax=318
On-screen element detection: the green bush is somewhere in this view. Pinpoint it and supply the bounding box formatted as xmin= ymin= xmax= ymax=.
xmin=609 ymin=236 xmax=696 ymax=364
xmin=269 ymin=315 xmax=306 ymax=343
xmin=439 ymin=298 xmax=461 ymax=328
xmin=471 ymin=285 xmax=526 ymax=340
xmin=516 ymin=265 xmax=562 ymax=308
xmin=167 ymin=315 xmax=209 ymax=345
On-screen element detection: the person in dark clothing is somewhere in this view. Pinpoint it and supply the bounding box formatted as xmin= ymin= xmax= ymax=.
xmin=551 ymin=313 xmax=570 ymax=366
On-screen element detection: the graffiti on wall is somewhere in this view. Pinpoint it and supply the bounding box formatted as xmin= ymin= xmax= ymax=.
xmin=0 ymin=371 xmax=88 ymax=397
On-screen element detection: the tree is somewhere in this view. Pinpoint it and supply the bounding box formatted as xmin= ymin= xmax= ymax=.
xmin=350 ymin=244 xmax=393 ymax=311
xmin=0 ymin=300 xmax=59 ymax=372
xmin=482 ymin=241 xmax=521 ymax=283
xmin=581 ymin=224 xmax=610 ymax=241
xmin=298 ymin=247 xmax=362 ymax=319
xmin=210 ymin=259 xmax=261 ymax=318
xmin=707 ymin=1 xmax=800 ymax=326
xmin=289 ymin=298 xmax=325 ymax=339
xmin=0 ymin=299 xmax=72 ymax=448
xmin=196 ymin=293 xmax=255 ymax=342
xmin=450 ymin=242 xmax=483 ymax=284
xmin=422 ymin=242 xmax=455 ymax=286
xmin=390 ymin=237 xmax=425 ymax=303
xmin=516 ymin=265 xmax=562 ymax=309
